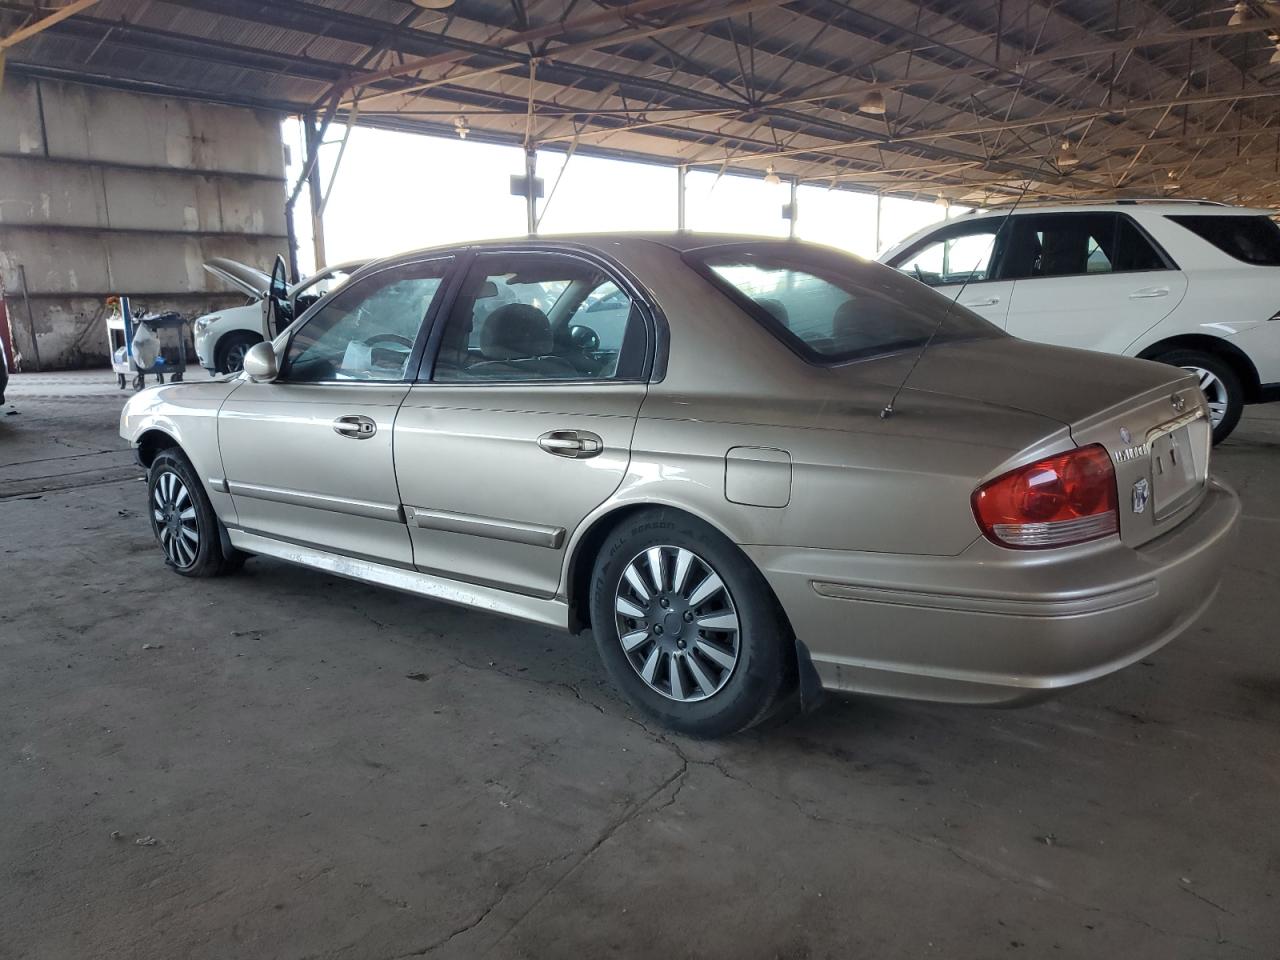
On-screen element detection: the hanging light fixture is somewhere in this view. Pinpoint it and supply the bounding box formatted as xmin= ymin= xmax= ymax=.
xmin=453 ymin=115 xmax=470 ymax=140
xmin=858 ymin=90 xmax=887 ymax=116
xmin=1270 ymin=32 xmax=1280 ymax=64
xmin=934 ymin=194 xmax=949 ymax=208
xmin=763 ymin=164 xmax=781 ymax=185
xmin=1227 ymin=1 xmax=1249 ymax=25
xmin=1057 ymin=139 xmax=1081 ymax=168
xmin=412 ymin=0 xmax=455 ymax=8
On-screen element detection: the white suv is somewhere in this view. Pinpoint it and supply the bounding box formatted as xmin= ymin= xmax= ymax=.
xmin=880 ymin=200 xmax=1280 ymax=442
xmin=193 ymin=258 xmax=365 ymax=375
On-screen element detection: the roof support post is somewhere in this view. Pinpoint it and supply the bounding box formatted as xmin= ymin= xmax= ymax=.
xmin=874 ymin=193 xmax=882 ymax=254
xmin=304 ymin=113 xmax=327 ymax=270
xmin=787 ymin=177 xmax=798 ymax=239
xmin=677 ymin=164 xmax=687 ymax=230
xmin=525 ymin=145 xmax=538 ymax=236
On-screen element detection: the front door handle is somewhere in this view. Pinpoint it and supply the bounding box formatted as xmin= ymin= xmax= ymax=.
xmin=538 ymin=430 xmax=603 ymax=459
xmin=962 ymin=296 xmax=1000 ymax=307
xmin=333 ymin=415 xmax=377 ymax=439
xmin=1129 ymin=286 xmax=1170 ymax=299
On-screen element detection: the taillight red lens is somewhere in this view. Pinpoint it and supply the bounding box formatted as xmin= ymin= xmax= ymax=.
xmin=972 ymin=444 xmax=1119 ymax=549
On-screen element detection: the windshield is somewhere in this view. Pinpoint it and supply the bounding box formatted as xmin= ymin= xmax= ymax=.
xmin=686 ymin=242 xmax=1001 ymax=364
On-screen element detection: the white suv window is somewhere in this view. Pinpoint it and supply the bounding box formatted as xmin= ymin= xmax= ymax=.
xmin=892 ymin=223 xmax=1002 ymax=287
xmin=1004 ymin=213 xmax=1168 ymax=279
xmin=1167 ymin=215 xmax=1280 ymax=266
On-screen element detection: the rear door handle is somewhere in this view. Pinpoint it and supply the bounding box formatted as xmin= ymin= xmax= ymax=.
xmin=962 ymin=296 xmax=1000 ymax=307
xmin=538 ymin=430 xmax=603 ymax=459
xmin=333 ymin=415 xmax=377 ymax=439
xmin=1129 ymin=287 xmax=1170 ymax=299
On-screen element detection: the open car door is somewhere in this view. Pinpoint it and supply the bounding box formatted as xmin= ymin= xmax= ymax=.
xmin=262 ymin=254 xmax=294 ymax=339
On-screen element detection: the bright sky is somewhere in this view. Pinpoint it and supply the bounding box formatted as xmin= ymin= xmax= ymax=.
xmin=283 ymin=119 xmax=954 ymax=276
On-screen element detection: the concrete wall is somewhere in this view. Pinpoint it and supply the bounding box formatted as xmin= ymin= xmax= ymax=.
xmin=0 ymin=78 xmax=287 ymax=369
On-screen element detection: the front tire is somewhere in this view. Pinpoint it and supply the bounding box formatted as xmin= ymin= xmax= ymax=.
xmin=147 ymin=449 xmax=243 ymax=577
xmin=589 ymin=509 xmax=793 ymax=738
xmin=1152 ymin=349 xmax=1243 ymax=444
xmin=216 ymin=332 xmax=263 ymax=375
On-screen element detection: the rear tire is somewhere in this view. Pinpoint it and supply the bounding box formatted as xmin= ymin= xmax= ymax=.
xmin=1151 ymin=349 xmax=1243 ymax=444
xmin=589 ymin=509 xmax=793 ymax=738
xmin=147 ymin=449 xmax=243 ymax=577
xmin=216 ymin=332 xmax=262 ymax=375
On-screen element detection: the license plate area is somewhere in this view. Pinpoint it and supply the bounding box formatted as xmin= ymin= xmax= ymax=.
xmin=1149 ymin=425 xmax=1200 ymax=519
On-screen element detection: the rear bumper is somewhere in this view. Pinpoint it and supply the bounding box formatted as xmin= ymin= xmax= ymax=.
xmin=748 ymin=479 xmax=1240 ymax=705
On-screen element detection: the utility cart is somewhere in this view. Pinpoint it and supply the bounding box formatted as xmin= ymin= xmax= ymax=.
xmin=107 ymin=296 xmax=189 ymax=390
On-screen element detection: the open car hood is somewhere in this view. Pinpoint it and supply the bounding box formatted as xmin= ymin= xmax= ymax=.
xmin=203 ymin=258 xmax=271 ymax=299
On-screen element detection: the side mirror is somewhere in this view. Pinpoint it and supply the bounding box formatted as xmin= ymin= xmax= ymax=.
xmin=242 ymin=341 xmax=279 ymax=383
xmin=267 ymin=254 xmax=293 ymax=337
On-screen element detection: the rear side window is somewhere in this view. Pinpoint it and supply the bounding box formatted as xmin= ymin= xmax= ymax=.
xmin=1167 ymin=215 xmax=1280 ymax=266
xmin=1003 ymin=213 xmax=1168 ymax=279
xmin=687 ymin=243 xmax=1000 ymax=365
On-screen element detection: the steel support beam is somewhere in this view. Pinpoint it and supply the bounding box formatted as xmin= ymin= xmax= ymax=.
xmin=677 ymin=165 xmax=686 ymax=230
xmin=525 ymin=146 xmax=538 ymax=235
xmin=304 ymin=115 xmax=327 ymax=269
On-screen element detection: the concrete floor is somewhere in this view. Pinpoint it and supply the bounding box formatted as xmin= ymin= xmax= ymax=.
xmin=2 ymin=369 xmax=1278 ymax=960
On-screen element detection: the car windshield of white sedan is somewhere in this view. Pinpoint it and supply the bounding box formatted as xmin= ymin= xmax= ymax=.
xmin=692 ymin=246 xmax=998 ymax=363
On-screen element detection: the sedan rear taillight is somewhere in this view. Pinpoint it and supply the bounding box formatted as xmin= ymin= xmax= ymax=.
xmin=972 ymin=445 xmax=1119 ymax=549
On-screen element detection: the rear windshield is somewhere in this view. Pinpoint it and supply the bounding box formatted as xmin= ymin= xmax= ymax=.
xmin=685 ymin=242 xmax=1000 ymax=364
xmin=1167 ymin=214 xmax=1280 ymax=266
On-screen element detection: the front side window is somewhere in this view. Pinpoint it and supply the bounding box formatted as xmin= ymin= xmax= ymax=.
xmin=1168 ymin=214 xmax=1280 ymax=266
xmin=690 ymin=242 xmax=1000 ymax=364
xmin=281 ymin=259 xmax=448 ymax=383
xmin=291 ymin=264 xmax=362 ymax=315
xmin=432 ymin=253 xmax=644 ymax=382
xmin=1005 ymin=213 xmax=1168 ymax=279
xmin=891 ymin=223 xmax=1002 ymax=287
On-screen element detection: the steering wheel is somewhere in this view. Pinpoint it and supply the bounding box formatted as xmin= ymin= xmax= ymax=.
xmin=363 ymin=334 xmax=414 ymax=349
xmin=913 ymin=264 xmax=925 ymax=282
xmin=567 ymin=324 xmax=600 ymax=354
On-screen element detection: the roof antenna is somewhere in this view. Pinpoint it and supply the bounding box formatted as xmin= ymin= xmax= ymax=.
xmin=879 ymin=166 xmax=1046 ymax=420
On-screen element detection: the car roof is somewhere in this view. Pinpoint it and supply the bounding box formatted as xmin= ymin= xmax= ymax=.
xmin=957 ymin=200 xmax=1274 ymax=219
xmin=355 ymin=232 xmax=828 ymax=275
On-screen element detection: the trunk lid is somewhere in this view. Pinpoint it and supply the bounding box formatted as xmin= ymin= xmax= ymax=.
xmin=861 ymin=337 xmax=1212 ymax=547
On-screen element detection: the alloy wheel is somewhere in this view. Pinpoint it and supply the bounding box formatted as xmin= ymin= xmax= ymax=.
xmin=153 ymin=470 xmax=200 ymax=568
xmin=224 ymin=342 xmax=250 ymax=373
xmin=614 ymin=545 xmax=740 ymax=703
xmin=1182 ymin=364 xmax=1228 ymax=427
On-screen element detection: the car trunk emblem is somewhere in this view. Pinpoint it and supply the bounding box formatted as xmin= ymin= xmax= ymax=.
xmin=1171 ymin=394 xmax=1186 ymax=413
xmin=1119 ymin=426 xmax=1132 ymax=444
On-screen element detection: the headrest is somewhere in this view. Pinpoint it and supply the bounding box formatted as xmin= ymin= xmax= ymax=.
xmin=833 ymin=296 xmax=900 ymax=347
xmin=479 ymin=303 xmax=552 ymax=360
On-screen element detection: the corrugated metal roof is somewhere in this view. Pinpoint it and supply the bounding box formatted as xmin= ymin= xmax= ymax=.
xmin=4 ymin=0 xmax=1279 ymax=204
